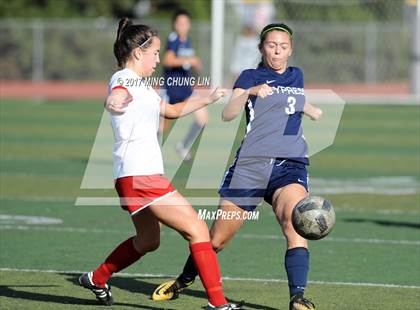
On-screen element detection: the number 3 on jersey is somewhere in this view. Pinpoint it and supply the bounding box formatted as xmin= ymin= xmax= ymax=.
xmin=285 ymin=96 xmax=296 ymax=115
xmin=283 ymin=95 xmax=301 ymax=136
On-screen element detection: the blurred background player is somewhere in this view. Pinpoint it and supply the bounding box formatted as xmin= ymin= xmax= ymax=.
xmin=78 ymin=17 xmax=242 ymax=310
xmin=162 ymin=9 xmax=206 ymax=161
xmin=152 ymin=23 xmax=321 ymax=310
xmin=229 ymin=24 xmax=259 ymax=84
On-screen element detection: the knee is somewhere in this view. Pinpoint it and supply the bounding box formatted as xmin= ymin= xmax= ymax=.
xmin=275 ymin=210 xmax=302 ymax=241
xmin=182 ymin=219 xmax=210 ymax=243
xmin=282 ymin=218 xmax=298 ymax=239
xmin=278 ymin=214 xmax=292 ymax=235
xmin=210 ymin=238 xmax=226 ymax=253
xmin=145 ymin=239 xmax=160 ymax=253
xmin=282 ymin=218 xmax=294 ymax=234
xmin=210 ymin=228 xmax=229 ymax=252
xmin=282 ymin=221 xmax=308 ymax=248
xmin=133 ymin=236 xmax=160 ymax=254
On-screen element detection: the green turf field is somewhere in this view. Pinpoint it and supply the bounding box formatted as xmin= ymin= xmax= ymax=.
xmin=0 ymin=99 xmax=419 ymax=309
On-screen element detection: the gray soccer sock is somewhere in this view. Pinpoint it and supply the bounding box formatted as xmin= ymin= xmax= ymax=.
xmin=182 ymin=122 xmax=204 ymax=148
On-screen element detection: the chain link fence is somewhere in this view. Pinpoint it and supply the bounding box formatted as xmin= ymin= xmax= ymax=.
xmin=0 ymin=18 xmax=211 ymax=81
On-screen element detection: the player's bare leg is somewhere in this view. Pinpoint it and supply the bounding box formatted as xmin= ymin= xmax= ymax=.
xmin=148 ymin=191 xmax=209 ymax=243
xmin=149 ymin=191 xmax=239 ymax=309
xmin=210 ymin=199 xmax=246 ymax=252
xmin=272 ymin=184 xmax=315 ymax=310
xmin=272 ymin=183 xmax=308 ymax=249
xmin=151 ymin=198 xmax=245 ymax=309
xmin=79 ymin=204 xmax=162 ymax=306
xmin=131 ymin=208 xmax=161 ymax=254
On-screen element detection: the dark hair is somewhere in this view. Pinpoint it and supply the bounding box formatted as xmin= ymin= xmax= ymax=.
xmin=258 ymin=23 xmax=293 ymax=67
xmin=172 ymin=9 xmax=191 ymax=24
xmin=113 ymin=17 xmax=159 ymax=68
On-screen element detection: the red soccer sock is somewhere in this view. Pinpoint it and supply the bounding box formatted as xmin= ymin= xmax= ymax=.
xmin=92 ymin=237 xmax=143 ymax=287
xmin=190 ymin=241 xmax=227 ymax=307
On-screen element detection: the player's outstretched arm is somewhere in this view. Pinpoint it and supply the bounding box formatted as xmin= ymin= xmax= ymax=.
xmin=163 ymin=50 xmax=202 ymax=71
xmin=222 ymin=84 xmax=273 ymax=121
xmin=303 ymin=101 xmax=322 ymax=120
xmin=104 ymin=88 xmax=133 ymax=115
xmin=161 ymin=88 xmax=226 ymax=119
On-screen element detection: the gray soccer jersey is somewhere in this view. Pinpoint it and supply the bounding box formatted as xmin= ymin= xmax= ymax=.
xmin=239 ymin=90 xmax=308 ymax=160
xmin=233 ymin=66 xmax=309 ymax=164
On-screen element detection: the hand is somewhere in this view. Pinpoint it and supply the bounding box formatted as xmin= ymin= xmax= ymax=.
xmin=309 ymin=108 xmax=322 ymax=121
xmin=303 ymin=101 xmax=323 ymax=121
xmin=209 ymin=88 xmax=227 ymax=103
xmin=190 ymin=57 xmax=202 ymax=71
xmin=105 ymin=92 xmax=133 ymax=115
xmin=249 ymin=84 xmax=274 ymax=98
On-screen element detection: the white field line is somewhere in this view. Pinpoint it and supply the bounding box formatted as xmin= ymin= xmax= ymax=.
xmin=0 ymin=225 xmax=120 ymax=234
xmin=1 ymin=196 xmax=418 ymax=215
xmin=237 ymin=233 xmax=420 ymax=246
xmin=0 ymin=196 xmax=75 ymax=203
xmin=334 ymin=208 xmax=420 ymax=215
xmin=1 ymin=224 xmax=419 ymax=246
xmin=0 ymin=267 xmax=419 ymax=289
xmin=309 ymin=176 xmax=420 ymax=196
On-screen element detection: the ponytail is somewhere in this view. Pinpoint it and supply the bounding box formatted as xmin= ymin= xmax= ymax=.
xmin=116 ymin=17 xmax=132 ymax=42
xmin=113 ymin=17 xmax=159 ymax=69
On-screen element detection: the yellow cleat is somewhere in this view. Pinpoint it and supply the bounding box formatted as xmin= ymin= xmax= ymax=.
xmin=289 ymin=293 xmax=315 ymax=310
xmin=152 ymin=280 xmax=176 ymax=301
xmin=151 ymin=277 xmax=195 ymax=301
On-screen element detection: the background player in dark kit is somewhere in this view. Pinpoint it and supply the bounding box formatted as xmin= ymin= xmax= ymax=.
xmin=162 ymin=9 xmax=206 ymax=161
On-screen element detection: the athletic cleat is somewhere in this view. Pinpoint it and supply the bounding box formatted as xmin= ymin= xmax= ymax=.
xmin=151 ymin=277 xmax=194 ymax=301
xmin=205 ymin=301 xmax=245 ymax=310
xmin=79 ymin=272 xmax=113 ymax=306
xmin=175 ymin=142 xmax=192 ymax=162
xmin=289 ymin=292 xmax=315 ymax=310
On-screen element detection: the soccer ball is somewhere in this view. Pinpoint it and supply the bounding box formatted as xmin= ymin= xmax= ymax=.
xmin=292 ymin=196 xmax=335 ymax=240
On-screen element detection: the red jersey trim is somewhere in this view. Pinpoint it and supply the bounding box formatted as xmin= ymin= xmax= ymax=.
xmin=111 ymin=85 xmax=128 ymax=91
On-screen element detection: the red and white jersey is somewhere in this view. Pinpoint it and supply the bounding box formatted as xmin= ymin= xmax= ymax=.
xmin=108 ymin=68 xmax=163 ymax=179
